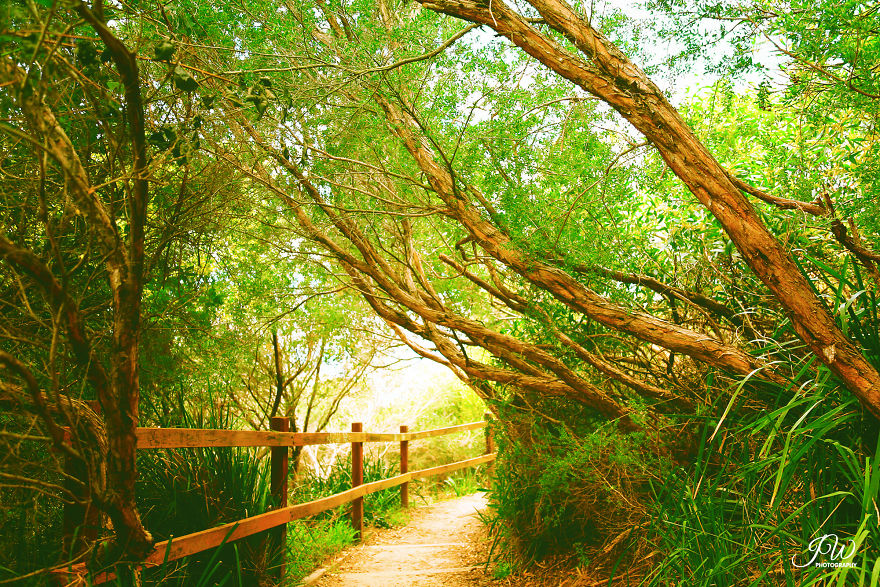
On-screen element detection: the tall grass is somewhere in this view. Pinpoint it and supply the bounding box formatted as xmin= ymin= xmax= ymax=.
xmin=639 ymin=258 xmax=880 ymax=585
xmin=129 ymin=392 xmax=280 ymax=586
xmin=482 ymin=257 xmax=880 ymax=584
xmin=643 ymin=390 xmax=880 ymax=585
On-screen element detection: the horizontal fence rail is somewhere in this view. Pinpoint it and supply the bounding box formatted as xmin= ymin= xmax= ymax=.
xmin=54 ymin=417 xmax=496 ymax=585
xmin=135 ymin=421 xmax=488 ymax=449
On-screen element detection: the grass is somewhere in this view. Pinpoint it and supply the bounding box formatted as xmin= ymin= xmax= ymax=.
xmin=132 ymin=394 xmax=279 ymax=586
xmin=286 ymin=516 xmax=358 ymax=581
xmin=441 ymin=467 xmax=485 ymax=498
xmin=0 ymin=412 xmax=70 ymax=585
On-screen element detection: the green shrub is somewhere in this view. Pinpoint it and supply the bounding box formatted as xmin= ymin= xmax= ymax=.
xmin=484 ymin=402 xmax=668 ymax=569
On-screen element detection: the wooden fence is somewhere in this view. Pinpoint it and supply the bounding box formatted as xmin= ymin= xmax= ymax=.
xmin=54 ymin=416 xmax=496 ymax=585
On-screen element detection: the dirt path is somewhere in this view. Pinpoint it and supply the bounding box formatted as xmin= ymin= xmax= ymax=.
xmin=308 ymin=493 xmax=498 ymax=587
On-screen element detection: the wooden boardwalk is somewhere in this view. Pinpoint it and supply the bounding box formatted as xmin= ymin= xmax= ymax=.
xmin=309 ymin=493 xmax=497 ymax=587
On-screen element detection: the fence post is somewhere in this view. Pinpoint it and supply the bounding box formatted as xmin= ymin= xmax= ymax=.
xmin=484 ymin=412 xmax=495 ymax=482
xmin=270 ymin=416 xmax=289 ymax=578
xmin=399 ymin=425 xmax=409 ymax=509
xmin=62 ymin=401 xmax=101 ymax=559
xmin=351 ymin=422 xmax=364 ymax=540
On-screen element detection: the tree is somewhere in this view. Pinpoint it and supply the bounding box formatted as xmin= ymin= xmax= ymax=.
xmin=407 ymin=0 xmax=880 ymax=414
xmin=214 ymin=0 xmax=879 ymax=429
xmin=237 ymin=330 xmax=379 ymax=471
xmin=0 ymin=2 xmax=156 ymax=558
xmin=1 ymin=0 xmax=242 ymax=564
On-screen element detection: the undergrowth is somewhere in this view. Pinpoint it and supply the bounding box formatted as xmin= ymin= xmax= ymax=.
xmin=481 ymin=260 xmax=880 ymax=585
xmin=130 ymin=394 xmax=280 ymax=586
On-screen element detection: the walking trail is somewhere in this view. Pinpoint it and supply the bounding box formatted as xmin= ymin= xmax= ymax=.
xmin=308 ymin=493 xmax=498 ymax=587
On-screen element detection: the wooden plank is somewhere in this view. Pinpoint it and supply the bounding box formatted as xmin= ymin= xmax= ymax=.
xmin=149 ymin=511 xmax=285 ymax=566
xmin=361 ymin=472 xmax=412 ymax=494
xmin=362 ymin=432 xmax=407 ymax=442
xmin=351 ymin=422 xmax=364 ymax=540
xmin=136 ymin=428 xmax=369 ymax=449
xmin=287 ymin=485 xmax=368 ymax=520
xmin=297 ymin=431 xmax=364 ymax=445
xmin=407 ymin=421 xmax=486 ymax=440
xmin=269 ymin=417 xmax=289 ymax=578
xmin=136 ymin=421 xmax=487 ymax=449
xmin=136 ymin=428 xmax=298 ymax=448
xmin=400 ymin=425 xmax=409 ymax=508
xmin=52 ymin=486 xmax=373 ymax=584
xmin=411 ymin=453 xmax=496 ymax=480
xmin=333 ymin=567 xmax=480 ymax=577
xmin=340 ymin=424 xmax=485 ymax=442
xmin=342 ymin=422 xmax=485 ymax=443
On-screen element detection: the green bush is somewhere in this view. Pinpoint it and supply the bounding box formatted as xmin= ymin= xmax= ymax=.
xmin=481 ymin=258 xmax=880 ymax=585
xmin=483 ymin=401 xmax=669 ymax=570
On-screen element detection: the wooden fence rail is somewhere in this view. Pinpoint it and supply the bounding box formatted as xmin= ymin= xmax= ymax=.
xmin=134 ymin=420 xmax=489 ymax=449
xmin=54 ymin=415 xmax=496 ymax=585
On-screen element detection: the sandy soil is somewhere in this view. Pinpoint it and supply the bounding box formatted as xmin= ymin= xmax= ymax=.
xmin=309 ymin=493 xmax=499 ymax=587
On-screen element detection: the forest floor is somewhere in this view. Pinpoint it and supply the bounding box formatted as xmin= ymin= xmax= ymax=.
xmin=305 ymin=492 xmax=499 ymax=587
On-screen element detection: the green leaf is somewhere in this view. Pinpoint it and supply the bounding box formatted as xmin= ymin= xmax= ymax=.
xmin=173 ymin=66 xmax=198 ymax=92
xmin=154 ymin=40 xmax=176 ymax=62
xmin=76 ymin=40 xmax=99 ymax=68
xmin=148 ymin=126 xmax=177 ymax=152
